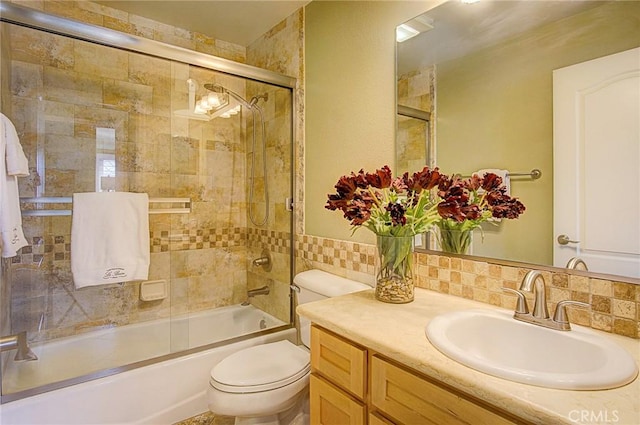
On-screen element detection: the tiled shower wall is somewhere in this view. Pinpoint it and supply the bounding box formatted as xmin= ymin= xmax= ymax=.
xmin=3 ymin=1 xmax=301 ymax=342
xmin=396 ymin=66 xmax=435 ymax=173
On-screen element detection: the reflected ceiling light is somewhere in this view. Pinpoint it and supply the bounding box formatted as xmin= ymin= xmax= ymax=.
xmin=396 ymin=15 xmax=434 ymax=43
xmin=396 ymin=24 xmax=420 ymax=43
xmin=461 ymin=0 xmax=481 ymax=4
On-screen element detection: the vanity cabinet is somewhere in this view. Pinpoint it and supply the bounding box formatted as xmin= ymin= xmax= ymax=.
xmin=309 ymin=325 xmax=367 ymax=425
xmin=310 ymin=325 xmax=528 ymax=425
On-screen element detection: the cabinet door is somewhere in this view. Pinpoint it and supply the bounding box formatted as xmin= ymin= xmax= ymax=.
xmin=369 ymin=412 xmax=394 ymax=425
xmin=371 ymin=355 xmax=518 ymax=425
xmin=310 ymin=374 xmax=366 ymax=425
xmin=311 ymin=325 xmax=367 ymax=399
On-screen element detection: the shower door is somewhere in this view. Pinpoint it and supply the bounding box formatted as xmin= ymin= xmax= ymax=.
xmin=0 ymin=12 xmax=294 ymax=401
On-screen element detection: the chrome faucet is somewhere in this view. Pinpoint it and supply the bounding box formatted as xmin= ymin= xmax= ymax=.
xmin=502 ymin=270 xmax=589 ymax=331
xmin=252 ymin=249 xmax=272 ymax=271
xmin=0 ymin=331 xmax=38 ymax=361
xmin=241 ymin=285 xmax=270 ymax=305
xmin=520 ymin=270 xmax=550 ymax=319
xmin=566 ymin=257 xmax=589 ymax=271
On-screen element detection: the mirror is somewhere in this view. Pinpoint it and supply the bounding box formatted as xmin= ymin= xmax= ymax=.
xmin=396 ymin=0 xmax=640 ymax=281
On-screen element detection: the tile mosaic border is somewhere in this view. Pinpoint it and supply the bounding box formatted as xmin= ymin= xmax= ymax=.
xmin=12 ymin=228 xmax=293 ymax=265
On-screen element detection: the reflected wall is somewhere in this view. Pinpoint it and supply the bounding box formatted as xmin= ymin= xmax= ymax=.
xmin=434 ymin=1 xmax=639 ymax=266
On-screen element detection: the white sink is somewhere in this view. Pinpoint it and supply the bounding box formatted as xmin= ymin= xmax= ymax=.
xmin=426 ymin=309 xmax=638 ymax=390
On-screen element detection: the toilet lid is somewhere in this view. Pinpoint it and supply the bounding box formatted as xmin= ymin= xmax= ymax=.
xmin=210 ymin=340 xmax=310 ymax=393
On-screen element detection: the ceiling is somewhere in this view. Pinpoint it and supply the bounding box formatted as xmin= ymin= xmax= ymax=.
xmin=95 ymin=0 xmax=310 ymax=46
xmin=397 ymin=0 xmax=607 ymax=75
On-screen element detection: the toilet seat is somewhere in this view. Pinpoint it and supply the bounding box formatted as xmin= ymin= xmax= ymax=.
xmin=210 ymin=340 xmax=310 ymax=394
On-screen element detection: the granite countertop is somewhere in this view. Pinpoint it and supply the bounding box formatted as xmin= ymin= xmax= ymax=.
xmin=297 ymin=288 xmax=640 ymax=425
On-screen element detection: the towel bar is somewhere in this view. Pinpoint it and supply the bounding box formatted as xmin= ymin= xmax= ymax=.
xmin=456 ymin=169 xmax=542 ymax=180
xmin=19 ymin=196 xmax=191 ymax=216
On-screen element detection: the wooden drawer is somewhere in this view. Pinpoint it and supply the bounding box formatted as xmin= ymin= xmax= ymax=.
xmin=310 ymin=374 xmax=366 ymax=425
xmin=369 ymin=412 xmax=394 ymax=425
xmin=370 ymin=355 xmax=519 ymax=425
xmin=311 ymin=325 xmax=367 ymax=399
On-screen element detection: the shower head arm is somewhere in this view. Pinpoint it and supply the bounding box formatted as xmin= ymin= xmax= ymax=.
xmin=204 ymin=83 xmax=253 ymax=109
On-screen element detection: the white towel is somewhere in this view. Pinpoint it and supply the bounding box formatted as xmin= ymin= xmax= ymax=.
xmin=474 ymin=168 xmax=511 ymax=195
xmin=0 ymin=113 xmax=29 ymax=258
xmin=71 ymin=192 xmax=150 ymax=289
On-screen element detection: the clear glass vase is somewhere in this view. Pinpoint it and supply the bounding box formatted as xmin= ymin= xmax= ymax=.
xmin=375 ymin=234 xmax=414 ymax=303
xmin=436 ymin=222 xmax=473 ymax=255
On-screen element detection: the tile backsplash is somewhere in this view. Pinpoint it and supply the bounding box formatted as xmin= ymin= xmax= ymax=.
xmin=296 ymin=234 xmax=639 ymax=339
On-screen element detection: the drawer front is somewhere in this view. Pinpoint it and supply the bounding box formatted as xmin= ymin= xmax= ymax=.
xmin=310 ymin=374 xmax=366 ymax=425
xmin=311 ymin=326 xmax=367 ymax=399
xmin=369 ymin=412 xmax=394 ymax=425
xmin=370 ymin=355 xmax=517 ymax=425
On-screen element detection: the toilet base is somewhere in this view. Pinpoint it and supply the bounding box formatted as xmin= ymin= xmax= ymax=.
xmin=235 ymin=415 xmax=278 ymax=425
xmin=232 ymin=389 xmax=309 ymax=425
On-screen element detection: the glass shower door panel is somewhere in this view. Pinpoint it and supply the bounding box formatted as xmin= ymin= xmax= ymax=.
xmin=1 ymin=22 xmax=174 ymax=396
xmin=167 ymin=66 xmax=294 ymax=350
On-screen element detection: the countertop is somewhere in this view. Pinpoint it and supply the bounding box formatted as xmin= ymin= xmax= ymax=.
xmin=297 ymin=288 xmax=640 ymax=425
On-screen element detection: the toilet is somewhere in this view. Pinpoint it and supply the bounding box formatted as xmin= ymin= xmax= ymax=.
xmin=207 ymin=269 xmax=371 ymax=425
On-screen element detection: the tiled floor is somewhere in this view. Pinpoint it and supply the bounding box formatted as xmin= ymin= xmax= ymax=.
xmin=174 ymin=412 xmax=234 ymax=425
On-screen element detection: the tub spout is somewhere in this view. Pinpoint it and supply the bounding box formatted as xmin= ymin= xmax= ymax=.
xmin=247 ymin=285 xmax=270 ymax=297
xmin=252 ymin=257 xmax=270 ymax=267
xmin=241 ymin=285 xmax=270 ymax=306
xmin=0 ymin=331 xmax=38 ymax=361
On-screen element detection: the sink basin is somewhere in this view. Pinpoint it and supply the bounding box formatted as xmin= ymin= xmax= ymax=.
xmin=426 ymin=309 xmax=638 ymax=390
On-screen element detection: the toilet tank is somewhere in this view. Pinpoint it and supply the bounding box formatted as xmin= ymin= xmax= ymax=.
xmin=293 ymin=269 xmax=371 ymax=347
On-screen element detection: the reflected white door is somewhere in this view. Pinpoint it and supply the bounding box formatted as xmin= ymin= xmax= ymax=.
xmin=553 ymin=47 xmax=640 ymax=278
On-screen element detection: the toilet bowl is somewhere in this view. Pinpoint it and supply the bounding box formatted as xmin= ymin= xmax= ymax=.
xmin=208 ymin=340 xmax=310 ymax=422
xmin=207 ymin=270 xmax=371 ymax=425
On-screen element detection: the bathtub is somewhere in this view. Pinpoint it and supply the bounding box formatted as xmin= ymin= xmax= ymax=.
xmin=0 ymin=305 xmax=294 ymax=424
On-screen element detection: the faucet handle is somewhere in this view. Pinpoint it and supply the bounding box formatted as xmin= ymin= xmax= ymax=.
xmin=502 ymin=288 xmax=529 ymax=314
xmin=552 ymin=300 xmax=590 ymax=329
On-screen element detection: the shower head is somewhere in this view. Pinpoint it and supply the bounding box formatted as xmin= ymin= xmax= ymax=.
xmin=204 ymin=83 xmax=253 ymax=109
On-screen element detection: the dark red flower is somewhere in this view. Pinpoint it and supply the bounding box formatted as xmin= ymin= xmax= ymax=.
xmin=437 ymin=201 xmax=465 ymax=222
xmin=413 ymin=166 xmax=442 ymax=190
xmin=333 ymin=175 xmax=357 ymax=199
xmin=386 ymin=202 xmax=407 ymax=226
xmin=365 ymin=165 xmax=393 ymax=189
xmin=390 ymin=176 xmax=407 ymax=193
xmin=437 ymin=174 xmax=464 ymax=198
xmin=326 ymin=194 xmax=349 ymax=211
xmin=344 ymin=199 xmax=371 ymax=225
xmin=465 ymin=174 xmax=483 ymax=191
xmin=481 ymin=173 xmax=503 ymax=191
xmin=460 ymin=204 xmax=482 ymax=220
xmin=491 ymin=198 xmax=526 ymax=219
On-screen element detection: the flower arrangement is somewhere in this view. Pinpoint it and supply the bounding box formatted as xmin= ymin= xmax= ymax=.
xmin=325 ymin=165 xmax=525 ymax=303
xmin=325 ymin=165 xmax=442 ymax=237
xmin=325 ymin=165 xmax=526 ymax=241
xmin=435 ymin=171 xmax=526 ymax=253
